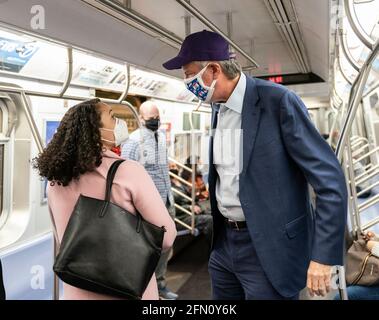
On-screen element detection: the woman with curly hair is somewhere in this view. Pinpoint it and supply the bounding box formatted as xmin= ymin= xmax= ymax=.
xmin=33 ymin=98 xmax=176 ymax=300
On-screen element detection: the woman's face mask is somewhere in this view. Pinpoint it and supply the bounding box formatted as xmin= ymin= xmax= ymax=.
xmin=184 ymin=63 xmax=217 ymax=103
xmin=100 ymin=118 xmax=129 ymax=147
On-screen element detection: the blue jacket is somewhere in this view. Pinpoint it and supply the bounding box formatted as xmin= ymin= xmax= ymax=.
xmin=208 ymin=75 xmax=348 ymax=297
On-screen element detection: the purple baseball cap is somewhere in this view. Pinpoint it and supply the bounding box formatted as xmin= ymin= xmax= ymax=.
xmin=163 ymin=30 xmax=230 ymax=70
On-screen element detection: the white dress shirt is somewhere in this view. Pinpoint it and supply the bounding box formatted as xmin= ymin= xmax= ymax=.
xmin=213 ymin=72 xmax=246 ymax=221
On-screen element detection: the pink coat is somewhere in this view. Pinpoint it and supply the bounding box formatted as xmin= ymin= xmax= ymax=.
xmin=47 ymin=150 xmax=177 ymax=300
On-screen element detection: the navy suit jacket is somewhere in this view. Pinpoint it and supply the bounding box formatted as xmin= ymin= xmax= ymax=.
xmin=208 ymin=75 xmax=348 ymax=297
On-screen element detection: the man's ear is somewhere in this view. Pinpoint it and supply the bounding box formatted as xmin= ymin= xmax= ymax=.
xmin=209 ymin=63 xmax=222 ymax=79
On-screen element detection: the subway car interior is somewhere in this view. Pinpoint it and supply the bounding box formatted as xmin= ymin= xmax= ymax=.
xmin=0 ymin=0 xmax=378 ymax=300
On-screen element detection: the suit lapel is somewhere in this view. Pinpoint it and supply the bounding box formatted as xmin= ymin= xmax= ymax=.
xmin=241 ymin=76 xmax=261 ymax=175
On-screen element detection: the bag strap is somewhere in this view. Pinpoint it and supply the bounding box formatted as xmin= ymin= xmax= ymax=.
xmin=105 ymin=160 xmax=125 ymax=202
xmin=100 ymin=159 xmax=143 ymax=231
xmin=99 ymin=160 xmax=125 ymax=218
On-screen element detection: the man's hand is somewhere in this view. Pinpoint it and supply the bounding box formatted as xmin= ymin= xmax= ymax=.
xmin=194 ymin=205 xmax=202 ymax=215
xmin=307 ymin=261 xmax=333 ymax=297
xmin=364 ymin=231 xmax=376 ymax=241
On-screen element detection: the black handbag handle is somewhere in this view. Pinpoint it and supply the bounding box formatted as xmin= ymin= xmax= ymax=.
xmin=99 ymin=160 xmax=125 ymax=218
xmin=100 ymin=160 xmax=142 ymax=232
xmin=105 ymin=160 xmax=125 ymax=202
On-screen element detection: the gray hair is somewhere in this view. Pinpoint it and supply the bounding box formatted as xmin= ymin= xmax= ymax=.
xmin=196 ymin=60 xmax=242 ymax=80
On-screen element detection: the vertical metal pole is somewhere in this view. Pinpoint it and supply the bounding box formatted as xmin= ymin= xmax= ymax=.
xmin=337 ymin=265 xmax=348 ymax=300
xmin=342 ymin=154 xmax=355 ymax=234
xmin=226 ymin=12 xmax=236 ymax=58
xmin=248 ymin=39 xmax=255 ymax=76
xmin=191 ymin=157 xmax=196 ymax=233
xmin=345 ymin=142 xmax=361 ymax=236
xmin=175 ymin=0 xmax=259 ymax=68
xmin=184 ymin=0 xmax=191 ymax=37
xmin=117 ymin=64 xmax=130 ymax=104
xmin=59 ymin=48 xmax=73 ymax=97
xmin=20 ymin=92 xmax=44 ymax=153
xmin=184 ymin=0 xmax=195 ymax=234
xmin=336 ymin=41 xmax=379 ymax=161
xmin=189 ymin=110 xmax=197 ymax=235
xmin=19 ymin=92 xmax=60 ymax=299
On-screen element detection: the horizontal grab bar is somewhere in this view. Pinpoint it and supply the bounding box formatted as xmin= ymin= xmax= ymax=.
xmin=171 ymin=188 xmax=192 ymax=202
xmin=358 ymin=192 xmax=379 ymax=212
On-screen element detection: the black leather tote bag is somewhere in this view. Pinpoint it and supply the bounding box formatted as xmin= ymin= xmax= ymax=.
xmin=53 ymin=160 xmax=165 ymax=299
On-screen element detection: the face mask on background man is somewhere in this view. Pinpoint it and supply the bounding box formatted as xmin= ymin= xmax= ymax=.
xmin=170 ymin=169 xmax=179 ymax=176
xmin=145 ymin=118 xmax=160 ymax=132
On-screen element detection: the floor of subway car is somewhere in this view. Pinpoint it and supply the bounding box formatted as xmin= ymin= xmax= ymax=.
xmin=166 ymin=235 xmax=211 ymax=300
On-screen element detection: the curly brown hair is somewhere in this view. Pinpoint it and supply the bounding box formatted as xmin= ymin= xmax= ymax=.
xmin=33 ymin=98 xmax=103 ymax=186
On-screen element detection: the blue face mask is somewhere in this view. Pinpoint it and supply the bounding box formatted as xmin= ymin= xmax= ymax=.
xmin=184 ymin=64 xmax=217 ymax=102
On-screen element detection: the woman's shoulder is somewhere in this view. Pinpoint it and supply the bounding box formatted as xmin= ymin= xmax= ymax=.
xmin=114 ymin=159 xmax=153 ymax=192
xmin=117 ymin=159 xmax=148 ymax=178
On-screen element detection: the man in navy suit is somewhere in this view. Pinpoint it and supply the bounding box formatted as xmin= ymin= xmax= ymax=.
xmin=163 ymin=30 xmax=347 ymax=300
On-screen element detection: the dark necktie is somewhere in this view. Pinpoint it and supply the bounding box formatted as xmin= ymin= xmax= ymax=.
xmin=154 ymin=131 xmax=159 ymax=163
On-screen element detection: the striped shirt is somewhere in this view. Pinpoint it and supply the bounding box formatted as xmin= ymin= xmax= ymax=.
xmin=122 ymin=127 xmax=173 ymax=205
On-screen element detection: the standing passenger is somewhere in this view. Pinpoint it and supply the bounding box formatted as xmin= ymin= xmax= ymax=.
xmin=33 ymin=99 xmax=176 ymax=300
xmin=122 ymin=101 xmax=178 ymax=300
xmin=163 ymin=30 xmax=348 ymax=300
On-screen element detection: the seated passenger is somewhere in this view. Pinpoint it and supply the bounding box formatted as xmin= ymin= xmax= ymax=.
xmin=180 ymin=169 xmax=211 ymax=214
xmin=169 ymin=163 xmax=213 ymax=246
xmin=195 ymin=174 xmax=209 ymax=201
xmin=183 ymin=157 xmax=209 ymax=201
xmin=335 ymin=231 xmax=379 ymax=300
xmin=33 ymin=98 xmax=176 ymax=300
xmin=185 ymin=156 xmax=209 ymax=195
